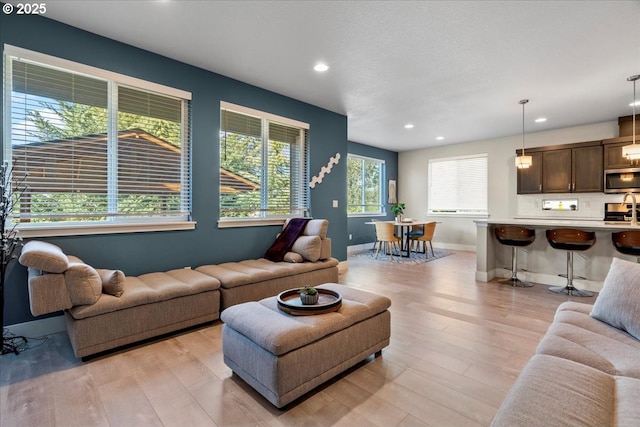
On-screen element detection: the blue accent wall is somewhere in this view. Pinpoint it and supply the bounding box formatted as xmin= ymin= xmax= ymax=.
xmin=0 ymin=11 xmax=348 ymax=325
xmin=347 ymin=141 xmax=399 ymax=245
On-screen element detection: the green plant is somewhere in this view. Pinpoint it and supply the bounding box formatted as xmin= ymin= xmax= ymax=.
xmin=390 ymin=202 xmax=405 ymax=216
xmin=299 ymin=285 xmax=318 ymax=296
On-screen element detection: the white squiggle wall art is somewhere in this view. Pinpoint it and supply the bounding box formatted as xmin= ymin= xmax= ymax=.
xmin=309 ymin=152 xmax=341 ymax=188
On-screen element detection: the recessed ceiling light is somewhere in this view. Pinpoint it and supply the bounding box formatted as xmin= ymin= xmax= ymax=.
xmin=436 ymin=136 xmax=444 ymax=140
xmin=404 ymin=124 xmax=414 ymax=129
xmin=314 ymin=63 xmax=329 ymax=72
xmin=535 ymin=117 xmax=547 ymax=123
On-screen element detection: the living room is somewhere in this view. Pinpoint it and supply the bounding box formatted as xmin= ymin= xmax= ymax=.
xmin=2 ymin=2 xmax=640 ymax=426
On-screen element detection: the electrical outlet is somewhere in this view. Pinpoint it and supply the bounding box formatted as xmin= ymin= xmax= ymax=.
xmin=333 ymin=200 xmax=338 ymax=208
xmin=349 ymin=234 xmax=352 ymax=240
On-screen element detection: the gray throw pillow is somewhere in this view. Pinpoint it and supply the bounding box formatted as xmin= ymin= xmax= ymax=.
xmin=590 ymin=257 xmax=640 ymax=340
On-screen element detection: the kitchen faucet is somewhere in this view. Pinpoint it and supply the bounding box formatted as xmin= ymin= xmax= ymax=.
xmin=622 ymin=192 xmax=638 ymax=225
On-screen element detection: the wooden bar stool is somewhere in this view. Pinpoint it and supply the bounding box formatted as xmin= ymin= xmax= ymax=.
xmin=494 ymin=225 xmax=536 ymax=287
xmin=612 ymin=230 xmax=640 ymax=262
xmin=545 ymin=228 xmax=595 ymax=297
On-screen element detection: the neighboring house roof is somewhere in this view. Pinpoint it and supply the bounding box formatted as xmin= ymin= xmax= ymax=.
xmin=12 ymin=129 xmax=259 ymax=194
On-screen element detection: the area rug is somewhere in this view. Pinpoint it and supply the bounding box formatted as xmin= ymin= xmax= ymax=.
xmin=349 ymin=247 xmax=452 ymax=265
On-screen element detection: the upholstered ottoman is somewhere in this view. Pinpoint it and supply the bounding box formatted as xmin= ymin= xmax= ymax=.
xmin=220 ymin=283 xmax=391 ymax=408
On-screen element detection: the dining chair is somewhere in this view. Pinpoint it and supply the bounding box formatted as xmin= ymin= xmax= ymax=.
xmin=409 ymin=222 xmax=436 ymax=257
xmin=374 ymin=221 xmax=402 ymax=259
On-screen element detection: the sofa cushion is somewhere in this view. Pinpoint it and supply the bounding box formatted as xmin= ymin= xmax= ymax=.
xmin=491 ymin=354 xmax=617 ymax=427
xmin=591 ymin=257 xmax=640 ymax=341
xmin=64 ymin=262 xmax=103 ymax=306
xmin=68 ymin=269 xmax=221 ymax=320
xmin=97 ymin=269 xmax=125 ymax=297
xmin=19 ymin=241 xmax=69 ymax=273
xmin=291 ymin=235 xmax=321 ymax=262
xmin=537 ymin=302 xmax=640 ymax=378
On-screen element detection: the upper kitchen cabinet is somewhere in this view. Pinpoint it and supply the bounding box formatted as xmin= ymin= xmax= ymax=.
xmin=516 ymin=151 xmax=543 ymax=194
xmin=604 ymin=136 xmax=636 ymax=169
xmin=516 ymin=141 xmax=603 ymax=194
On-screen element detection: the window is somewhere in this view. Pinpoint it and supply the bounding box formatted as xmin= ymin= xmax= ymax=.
xmin=3 ymin=46 xmax=192 ymax=234
xmin=347 ymin=154 xmax=385 ymax=215
xmin=428 ymin=154 xmax=488 ymax=215
xmin=219 ymin=102 xmax=309 ymax=222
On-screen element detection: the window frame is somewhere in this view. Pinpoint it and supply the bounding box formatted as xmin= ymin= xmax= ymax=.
xmin=3 ymin=45 xmax=195 ymax=238
xmin=218 ymin=101 xmax=310 ymax=228
xmin=347 ymin=154 xmax=385 ymax=217
xmin=427 ymin=153 xmax=489 ymax=217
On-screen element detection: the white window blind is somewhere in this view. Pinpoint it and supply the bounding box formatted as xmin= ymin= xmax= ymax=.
xmin=347 ymin=154 xmax=384 ymax=215
xmin=428 ymin=154 xmax=488 ymax=215
xmin=5 ymin=49 xmax=191 ymax=225
xmin=220 ymin=104 xmax=309 ymax=219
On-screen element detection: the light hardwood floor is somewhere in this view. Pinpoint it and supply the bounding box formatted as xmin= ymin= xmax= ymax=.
xmin=0 ymin=250 xmax=592 ymax=427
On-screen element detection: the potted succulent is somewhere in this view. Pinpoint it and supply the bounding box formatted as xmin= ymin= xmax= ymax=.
xmin=390 ymin=202 xmax=405 ymax=222
xmin=299 ymin=286 xmax=319 ymax=305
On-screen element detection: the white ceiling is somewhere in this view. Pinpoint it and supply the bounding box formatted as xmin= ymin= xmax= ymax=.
xmin=10 ymin=0 xmax=640 ymax=152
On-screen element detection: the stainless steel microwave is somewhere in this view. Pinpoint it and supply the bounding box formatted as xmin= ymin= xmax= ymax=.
xmin=604 ymin=168 xmax=640 ymax=193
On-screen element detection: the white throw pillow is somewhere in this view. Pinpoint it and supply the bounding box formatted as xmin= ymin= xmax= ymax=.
xmin=590 ymin=257 xmax=640 ymax=340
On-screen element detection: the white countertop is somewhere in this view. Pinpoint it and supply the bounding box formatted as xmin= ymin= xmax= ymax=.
xmin=476 ymin=218 xmax=640 ymax=230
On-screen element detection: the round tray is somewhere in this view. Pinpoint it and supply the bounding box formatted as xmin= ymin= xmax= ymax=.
xmin=277 ymin=288 xmax=342 ymax=316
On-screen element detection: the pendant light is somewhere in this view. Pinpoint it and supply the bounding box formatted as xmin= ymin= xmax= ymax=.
xmin=515 ymin=99 xmax=532 ymax=169
xmin=622 ymin=75 xmax=640 ymax=160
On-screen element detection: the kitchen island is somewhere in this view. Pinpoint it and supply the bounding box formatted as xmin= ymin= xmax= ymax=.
xmin=475 ymin=218 xmax=639 ymax=293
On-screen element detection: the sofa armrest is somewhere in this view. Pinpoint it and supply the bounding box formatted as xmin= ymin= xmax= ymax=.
xmin=27 ymin=268 xmax=73 ymax=316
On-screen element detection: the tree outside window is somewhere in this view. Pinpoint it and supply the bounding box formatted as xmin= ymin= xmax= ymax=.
xmin=219 ymin=104 xmax=309 ymax=220
xmin=6 ymin=55 xmax=191 ymax=225
xmin=347 ymin=155 xmax=384 ymax=215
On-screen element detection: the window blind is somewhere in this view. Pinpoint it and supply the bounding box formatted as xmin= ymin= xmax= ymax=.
xmin=428 ymin=154 xmax=488 ymax=214
xmin=6 ymin=53 xmax=191 ymax=224
xmin=220 ymin=106 xmax=309 ymax=219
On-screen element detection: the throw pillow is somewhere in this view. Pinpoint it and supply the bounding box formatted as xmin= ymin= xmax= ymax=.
xmin=283 ymin=252 xmax=304 ymax=263
xmin=291 ymin=235 xmax=322 ymax=262
xmin=96 ymin=268 xmax=125 ymax=297
xmin=64 ymin=262 xmax=103 ymax=306
xmin=591 ymin=257 xmax=640 ymax=340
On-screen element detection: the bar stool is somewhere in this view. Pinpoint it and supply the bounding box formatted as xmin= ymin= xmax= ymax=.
xmin=612 ymin=230 xmax=640 ymax=262
xmin=494 ymin=225 xmax=536 ymax=287
xmin=545 ymin=228 xmax=595 ymax=297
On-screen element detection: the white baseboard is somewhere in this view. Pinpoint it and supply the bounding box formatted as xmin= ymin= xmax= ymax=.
xmin=5 ymin=315 xmax=66 ymax=338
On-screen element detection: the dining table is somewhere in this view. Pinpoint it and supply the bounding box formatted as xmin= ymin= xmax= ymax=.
xmin=366 ymin=219 xmax=437 ymax=257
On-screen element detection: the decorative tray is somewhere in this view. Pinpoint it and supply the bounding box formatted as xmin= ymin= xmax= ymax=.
xmin=277 ymin=288 xmax=342 ymax=316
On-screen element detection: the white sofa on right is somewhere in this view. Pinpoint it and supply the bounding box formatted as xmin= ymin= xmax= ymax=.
xmin=491 ymin=257 xmax=640 ymax=426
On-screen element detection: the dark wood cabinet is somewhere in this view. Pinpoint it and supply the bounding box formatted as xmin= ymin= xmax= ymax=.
xmin=604 ymin=138 xmax=635 ymax=169
xmin=516 ymin=151 xmax=542 ymax=194
xmin=542 ymin=149 xmax=572 ymax=193
xmin=572 ymin=145 xmax=603 ymax=192
xmin=516 ymin=141 xmax=603 ymax=194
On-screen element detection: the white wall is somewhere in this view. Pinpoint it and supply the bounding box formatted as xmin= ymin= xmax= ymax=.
xmin=398 ymin=120 xmax=620 ymax=251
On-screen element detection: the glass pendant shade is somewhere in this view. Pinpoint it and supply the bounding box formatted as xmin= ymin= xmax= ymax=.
xmin=622 ymin=74 xmax=639 ymax=159
xmin=622 ymin=143 xmax=640 ymax=160
xmin=515 ymin=154 xmax=532 ymax=169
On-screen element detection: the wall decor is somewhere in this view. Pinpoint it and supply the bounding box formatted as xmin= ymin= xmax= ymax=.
xmin=309 ymin=152 xmax=341 ymax=188
xmin=388 ymin=179 xmax=397 ymax=204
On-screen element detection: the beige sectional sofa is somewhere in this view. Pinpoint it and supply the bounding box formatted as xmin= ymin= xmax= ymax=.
xmin=491 ymin=257 xmax=640 ymax=427
xmin=19 ymin=219 xmax=339 ymax=359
